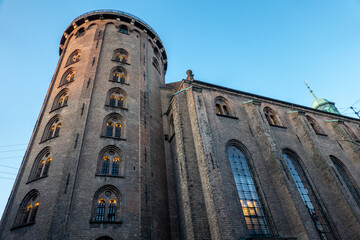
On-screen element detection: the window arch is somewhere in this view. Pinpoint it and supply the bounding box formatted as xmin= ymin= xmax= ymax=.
xmin=97 ymin=146 xmax=124 ymax=177
xmin=119 ymin=25 xmax=128 ymax=34
xmin=102 ymin=113 xmax=125 ymax=139
xmin=42 ymin=115 xmax=61 ymax=142
xmin=113 ymin=48 xmax=128 ymax=63
xmin=52 ymin=88 xmax=69 ymax=111
xmin=110 ymin=67 xmax=127 ymax=84
xmin=215 ymin=96 xmax=232 ymax=117
xmin=282 ymin=149 xmax=335 ymax=239
xmin=154 ymin=47 xmax=160 ymax=59
xmin=91 ymin=185 xmax=121 ymax=223
xmin=106 ymin=87 xmax=127 ymax=108
xmin=343 ymin=123 xmax=360 ymax=142
xmin=152 ymin=57 xmax=160 ymax=72
xmin=263 ymin=107 xmax=282 ymax=126
xmin=59 ymin=68 xmax=75 ymax=87
xmin=13 ymin=189 xmax=40 ymax=228
xmin=75 ymin=27 xmax=85 ymax=37
xmin=306 ymin=115 xmax=325 ymax=135
xmin=226 ymin=142 xmax=270 ymax=236
xmin=29 ymin=147 xmax=52 ymax=181
xmin=330 ymin=155 xmax=360 ymax=208
xmin=66 ymin=49 xmax=81 ymax=66
xmin=87 ymin=23 xmax=96 ymax=30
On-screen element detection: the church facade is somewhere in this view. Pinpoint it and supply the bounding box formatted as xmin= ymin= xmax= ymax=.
xmin=1 ymin=10 xmax=360 ymax=240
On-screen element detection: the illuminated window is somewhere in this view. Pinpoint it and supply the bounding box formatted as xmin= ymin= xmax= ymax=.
xmin=52 ymin=89 xmax=69 ymax=111
xmin=92 ymin=185 xmax=121 ymax=223
xmin=111 ymin=67 xmax=127 ymax=84
xmin=109 ymin=95 xmax=116 ymax=106
xmin=263 ymin=107 xmax=282 ymax=126
xmin=215 ymin=97 xmax=232 ymax=117
xmin=330 ymin=155 xmax=360 ymax=208
xmin=283 ymin=149 xmax=336 ymax=239
xmin=59 ymin=68 xmax=75 ymax=86
xmin=98 ymin=148 xmax=123 ymax=177
xmin=107 ymin=90 xmax=126 ymax=108
xmin=103 ymin=114 xmax=124 ymax=139
xmin=96 ymin=199 xmax=106 ymax=221
xmin=30 ymin=148 xmax=52 ymax=181
xmin=42 ymin=115 xmax=61 ymax=141
xmin=118 ymin=97 xmax=124 ymax=108
xmin=13 ymin=190 xmax=40 ymax=228
xmin=227 ymin=144 xmax=270 ymax=236
xmin=113 ymin=48 xmax=128 ymax=63
xmin=119 ymin=25 xmax=128 ymax=34
xmin=306 ymin=115 xmax=325 ymax=135
xmin=66 ymin=49 xmax=81 ymax=66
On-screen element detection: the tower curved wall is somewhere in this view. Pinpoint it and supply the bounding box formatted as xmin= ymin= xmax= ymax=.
xmin=0 ymin=10 xmax=170 ymax=240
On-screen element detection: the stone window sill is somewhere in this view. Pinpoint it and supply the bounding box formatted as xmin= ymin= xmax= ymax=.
xmin=101 ymin=136 xmax=126 ymax=141
xmin=26 ymin=175 xmax=48 ymax=184
xmin=216 ymin=114 xmax=238 ymax=120
xmin=11 ymin=222 xmax=35 ymax=231
xmin=269 ymin=124 xmax=287 ymax=129
xmin=95 ymin=174 xmax=124 ymax=178
xmin=105 ymin=104 xmax=128 ymax=110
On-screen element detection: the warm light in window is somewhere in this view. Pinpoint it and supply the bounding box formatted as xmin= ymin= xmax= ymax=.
xmin=107 ymin=122 xmax=113 ymax=126
xmin=113 ymin=157 xmax=119 ymax=162
xmin=26 ymin=204 xmax=32 ymax=211
xmin=103 ymin=156 xmax=110 ymax=161
xmin=115 ymin=124 xmax=121 ymax=128
xmin=110 ymin=95 xmax=116 ymax=99
xmin=113 ymin=72 xmax=119 ymax=77
xmin=109 ymin=199 xmax=116 ymax=204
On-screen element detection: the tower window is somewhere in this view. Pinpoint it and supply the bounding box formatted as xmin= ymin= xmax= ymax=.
xmin=227 ymin=144 xmax=270 ymax=236
xmin=52 ymin=89 xmax=69 ymax=111
xmin=66 ymin=50 xmax=81 ymax=66
xmin=42 ymin=115 xmax=61 ymax=142
xmin=13 ymin=190 xmax=40 ymax=228
xmin=119 ymin=25 xmax=128 ymax=34
xmin=102 ymin=113 xmax=125 ymax=139
xmin=29 ymin=148 xmax=52 ymax=182
xmin=92 ymin=185 xmax=121 ymax=223
xmin=152 ymin=57 xmax=160 ymax=73
xmin=97 ymin=146 xmax=124 ymax=178
xmin=283 ymin=149 xmax=336 ymax=239
xmin=75 ymin=27 xmax=85 ymax=37
xmin=59 ymin=68 xmax=76 ymax=87
xmin=107 ymin=88 xmax=127 ymax=109
xmin=263 ymin=107 xmax=282 ymax=126
xmin=110 ymin=67 xmax=127 ymax=84
xmin=113 ymin=49 xmax=129 ymax=63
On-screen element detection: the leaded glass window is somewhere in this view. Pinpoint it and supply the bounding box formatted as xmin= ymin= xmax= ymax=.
xmin=96 ymin=199 xmax=106 ymax=221
xmin=227 ymin=145 xmax=270 ymax=236
xmin=283 ymin=152 xmax=335 ymax=240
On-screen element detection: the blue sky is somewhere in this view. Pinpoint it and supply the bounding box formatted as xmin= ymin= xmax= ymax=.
xmin=0 ymin=0 xmax=360 ymax=217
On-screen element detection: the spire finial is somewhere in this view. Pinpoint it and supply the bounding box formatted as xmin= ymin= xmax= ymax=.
xmin=304 ymin=81 xmax=318 ymax=100
xmin=186 ymin=69 xmax=194 ymax=81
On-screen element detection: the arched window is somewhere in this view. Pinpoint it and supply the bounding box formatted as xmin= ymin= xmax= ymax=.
xmin=110 ymin=67 xmax=127 ymax=84
xmin=215 ymin=96 xmax=232 ymax=117
xmin=113 ymin=48 xmax=128 ymax=63
xmin=102 ymin=113 xmax=125 ymax=139
xmin=97 ymin=146 xmax=124 ymax=177
xmin=42 ymin=115 xmax=61 ymax=141
xmin=263 ymin=107 xmax=282 ymax=126
xmin=75 ymin=27 xmax=85 ymax=37
xmin=29 ymin=147 xmax=52 ymax=181
xmin=282 ymin=149 xmax=335 ymax=239
xmin=227 ymin=143 xmax=270 ymax=236
xmin=343 ymin=123 xmax=360 ymax=142
xmin=330 ymin=155 xmax=360 ymax=208
xmin=66 ymin=49 xmax=81 ymax=66
xmin=106 ymin=88 xmax=126 ymax=108
xmin=91 ymin=185 xmax=121 ymax=223
xmin=306 ymin=115 xmax=325 ymax=135
xmin=87 ymin=23 xmax=96 ymax=30
xmin=13 ymin=190 xmax=40 ymax=228
xmin=119 ymin=25 xmax=128 ymax=34
xmin=154 ymin=47 xmax=160 ymax=59
xmin=152 ymin=57 xmax=160 ymax=72
xmin=52 ymin=89 xmax=69 ymax=111
xmin=59 ymin=68 xmax=75 ymax=86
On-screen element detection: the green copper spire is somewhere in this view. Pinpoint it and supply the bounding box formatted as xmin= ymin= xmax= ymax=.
xmin=305 ymin=81 xmax=340 ymax=114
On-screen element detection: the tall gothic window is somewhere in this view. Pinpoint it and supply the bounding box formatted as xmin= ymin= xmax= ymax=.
xmin=282 ymin=149 xmax=336 ymax=239
xmin=97 ymin=146 xmax=123 ymax=177
xmin=227 ymin=144 xmax=270 ymax=236
xmin=13 ymin=190 xmax=40 ymax=228
xmin=103 ymin=113 xmax=124 ymax=139
xmin=91 ymin=185 xmax=121 ymax=223
xmin=330 ymin=155 xmax=360 ymax=208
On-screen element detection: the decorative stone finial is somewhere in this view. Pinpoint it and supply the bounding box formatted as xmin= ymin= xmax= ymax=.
xmin=186 ymin=69 xmax=194 ymax=81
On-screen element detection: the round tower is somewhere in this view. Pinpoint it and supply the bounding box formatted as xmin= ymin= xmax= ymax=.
xmin=0 ymin=10 xmax=170 ymax=240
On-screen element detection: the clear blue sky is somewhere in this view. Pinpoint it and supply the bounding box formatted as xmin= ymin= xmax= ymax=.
xmin=1 ymin=0 xmax=360 ymax=217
